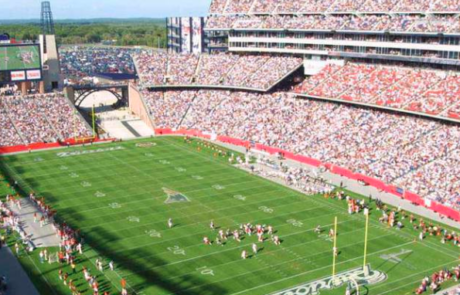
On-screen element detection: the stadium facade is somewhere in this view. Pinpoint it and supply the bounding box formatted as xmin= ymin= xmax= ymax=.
xmin=167 ymin=17 xmax=228 ymax=54
xmin=205 ymin=1 xmax=460 ymax=66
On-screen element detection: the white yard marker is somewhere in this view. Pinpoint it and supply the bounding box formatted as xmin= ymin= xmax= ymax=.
xmin=196 ymin=266 xmax=214 ymax=276
xmin=259 ymin=206 xmax=274 ymax=214
xmin=212 ymin=184 xmax=225 ymax=190
xmin=287 ymin=219 xmax=303 ymax=228
xmin=95 ymin=191 xmax=106 ymax=198
xmin=81 ymin=181 xmax=91 ymax=187
xmin=233 ymin=195 xmax=246 ymax=201
xmin=145 ymin=230 xmax=161 ymax=238
xmin=167 ymin=246 xmax=186 ymax=256
xmin=128 ymin=216 xmax=140 ymax=223
xmin=108 ymin=203 xmax=121 ymax=209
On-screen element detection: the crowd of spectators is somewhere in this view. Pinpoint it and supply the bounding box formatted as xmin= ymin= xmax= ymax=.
xmin=294 ymin=63 xmax=460 ymax=118
xmin=208 ymin=0 xmax=460 ymax=14
xmin=134 ymin=52 xmax=303 ymax=90
xmin=206 ymin=15 xmax=460 ymax=33
xmin=0 ymin=93 xmax=92 ymax=147
xmin=141 ymin=89 xmax=460 ymax=210
xmin=60 ymin=47 xmax=137 ymax=78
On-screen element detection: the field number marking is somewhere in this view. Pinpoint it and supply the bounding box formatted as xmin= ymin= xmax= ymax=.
xmin=234 ymin=195 xmax=246 ymax=201
xmin=128 ymin=216 xmax=140 ymax=223
xmin=212 ymin=185 xmax=225 ymax=190
xmin=175 ymin=167 xmax=186 ymax=173
xmin=81 ymin=181 xmax=91 ymax=187
xmin=167 ymin=246 xmax=185 ymax=256
xmin=259 ymin=206 xmax=274 ymax=214
xmin=159 ymin=160 xmax=170 ymax=165
xmin=191 ymin=175 xmax=203 ymax=180
xmin=145 ymin=230 xmax=161 ymax=238
xmin=108 ymin=203 xmax=121 ymax=209
xmin=196 ymin=266 xmax=214 ymax=276
xmin=287 ymin=219 xmax=303 ymax=227
xmin=95 ymin=191 xmax=106 ymax=198
xmin=69 ymin=173 xmax=79 ymax=178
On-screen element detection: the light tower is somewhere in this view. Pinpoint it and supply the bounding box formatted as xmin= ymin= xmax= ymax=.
xmin=41 ymin=1 xmax=55 ymax=36
xmin=39 ymin=1 xmax=61 ymax=91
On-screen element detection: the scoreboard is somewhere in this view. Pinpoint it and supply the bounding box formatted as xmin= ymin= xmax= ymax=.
xmin=0 ymin=44 xmax=42 ymax=83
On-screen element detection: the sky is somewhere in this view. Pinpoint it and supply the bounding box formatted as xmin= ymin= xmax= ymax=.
xmin=0 ymin=0 xmax=211 ymax=19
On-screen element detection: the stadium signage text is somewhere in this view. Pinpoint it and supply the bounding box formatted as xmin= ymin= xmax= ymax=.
xmin=271 ymin=267 xmax=387 ymax=295
xmin=57 ymin=146 xmax=125 ymax=158
xmin=11 ymin=71 xmax=26 ymax=81
xmin=27 ymin=70 xmax=41 ymax=80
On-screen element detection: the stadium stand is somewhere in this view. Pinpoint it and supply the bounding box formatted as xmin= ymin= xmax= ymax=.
xmin=208 ymin=0 xmax=460 ymax=14
xmin=134 ymin=52 xmax=303 ymax=91
xmin=60 ymin=47 xmax=137 ymax=78
xmin=0 ymin=93 xmax=93 ymax=146
xmin=293 ymin=63 xmax=460 ymax=119
xmin=206 ymin=15 xmax=460 ymax=33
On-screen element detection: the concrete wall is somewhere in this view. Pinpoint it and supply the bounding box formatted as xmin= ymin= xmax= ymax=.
xmin=128 ymin=84 xmax=155 ymax=131
xmin=40 ymin=34 xmax=61 ymax=91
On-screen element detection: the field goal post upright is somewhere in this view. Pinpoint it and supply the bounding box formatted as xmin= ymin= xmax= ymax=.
xmin=332 ymin=216 xmax=338 ymax=280
xmin=363 ymin=208 xmax=370 ymax=276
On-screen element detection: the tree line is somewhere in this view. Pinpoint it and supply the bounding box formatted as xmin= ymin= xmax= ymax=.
xmin=0 ymin=21 xmax=167 ymax=47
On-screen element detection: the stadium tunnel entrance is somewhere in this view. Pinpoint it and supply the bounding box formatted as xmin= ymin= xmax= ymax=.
xmin=66 ymin=84 xmax=129 ymax=108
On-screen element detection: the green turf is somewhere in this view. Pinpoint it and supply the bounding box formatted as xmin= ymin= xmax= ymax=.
xmin=1 ymin=137 xmax=459 ymax=295
xmin=0 ymin=45 xmax=40 ymax=71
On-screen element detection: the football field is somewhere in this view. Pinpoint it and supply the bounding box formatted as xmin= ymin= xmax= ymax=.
xmin=0 ymin=45 xmax=40 ymax=71
xmin=1 ymin=137 xmax=459 ymax=295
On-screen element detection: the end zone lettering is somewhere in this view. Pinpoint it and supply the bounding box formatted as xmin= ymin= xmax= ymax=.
xmin=57 ymin=146 xmax=125 ymax=158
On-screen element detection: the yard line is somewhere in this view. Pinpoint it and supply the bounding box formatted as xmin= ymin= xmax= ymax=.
xmin=101 ymin=206 xmax=347 ymax=257
xmin=75 ymin=182 xmax=298 ymax=230
xmin=83 ymin=202 xmax=330 ymax=245
xmin=69 ymin=189 xmax=300 ymax=225
xmin=123 ymin=220 xmax=384 ymax=280
xmin=135 ymin=230 xmax=395 ymax=284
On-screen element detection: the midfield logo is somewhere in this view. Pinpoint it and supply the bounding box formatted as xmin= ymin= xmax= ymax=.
xmin=163 ymin=188 xmax=190 ymax=204
xmin=271 ymin=266 xmax=387 ymax=295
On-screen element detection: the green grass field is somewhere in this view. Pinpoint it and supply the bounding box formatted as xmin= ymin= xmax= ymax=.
xmin=1 ymin=137 xmax=459 ymax=295
xmin=0 ymin=45 xmax=40 ymax=71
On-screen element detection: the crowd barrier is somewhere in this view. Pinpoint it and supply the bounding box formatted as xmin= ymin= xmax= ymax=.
xmin=155 ymin=128 xmax=460 ymax=223
xmin=0 ymin=138 xmax=112 ymax=155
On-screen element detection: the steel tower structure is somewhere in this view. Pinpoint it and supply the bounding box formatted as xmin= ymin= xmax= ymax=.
xmin=41 ymin=1 xmax=55 ymax=35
